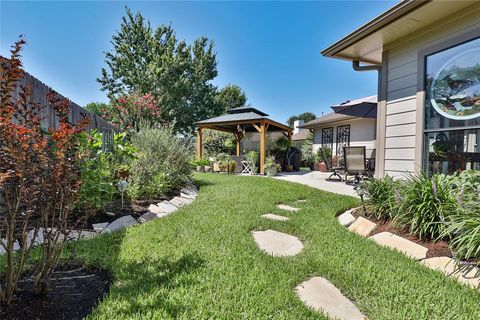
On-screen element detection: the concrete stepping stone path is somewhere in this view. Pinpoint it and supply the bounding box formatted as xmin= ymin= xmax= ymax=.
xmin=370 ymin=232 xmax=428 ymax=260
xmin=348 ymin=217 xmax=377 ymax=237
xmin=295 ymin=277 xmax=366 ymax=320
xmin=422 ymin=257 xmax=480 ymax=289
xmin=338 ymin=210 xmax=356 ymax=227
xmin=276 ymin=204 xmax=300 ymax=212
xmin=252 ymin=229 xmax=303 ymax=256
xmin=261 ymin=213 xmax=290 ymax=221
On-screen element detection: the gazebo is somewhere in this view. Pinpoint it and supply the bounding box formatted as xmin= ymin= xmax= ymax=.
xmin=196 ymin=107 xmax=293 ymax=174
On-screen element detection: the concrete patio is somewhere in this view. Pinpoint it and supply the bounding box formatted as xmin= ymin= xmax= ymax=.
xmin=273 ymin=170 xmax=358 ymax=197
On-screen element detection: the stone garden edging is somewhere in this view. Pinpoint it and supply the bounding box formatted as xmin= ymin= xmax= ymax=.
xmin=337 ymin=208 xmax=480 ymax=289
xmin=0 ymin=183 xmax=199 ymax=256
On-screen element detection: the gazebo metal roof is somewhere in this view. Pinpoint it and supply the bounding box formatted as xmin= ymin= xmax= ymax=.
xmin=196 ymin=107 xmax=292 ymax=133
xmin=195 ymin=107 xmax=293 ymax=174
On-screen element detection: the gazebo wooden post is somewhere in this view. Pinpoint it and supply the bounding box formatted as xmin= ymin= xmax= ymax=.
xmin=234 ymin=132 xmax=243 ymax=157
xmin=260 ymin=122 xmax=266 ymax=175
xmin=197 ymin=127 xmax=203 ymax=160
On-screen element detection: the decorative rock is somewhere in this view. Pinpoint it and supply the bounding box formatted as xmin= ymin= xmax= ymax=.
xmin=348 ymin=217 xmax=377 ymax=237
xmin=422 ymin=257 xmax=480 ymax=289
xmin=0 ymin=239 xmax=20 ymax=255
xmin=92 ymin=222 xmax=109 ymax=233
xmin=106 ymin=211 xmax=116 ymax=217
xmin=27 ymin=228 xmax=45 ymax=246
xmin=370 ymin=232 xmax=428 ymax=260
xmin=277 ymin=204 xmax=300 ymax=212
xmin=67 ymin=230 xmax=97 ymax=241
xmin=148 ymin=204 xmax=165 ymax=215
xmin=157 ymin=201 xmax=178 ymax=214
xmin=102 ymin=215 xmax=138 ymax=233
xmin=295 ymin=277 xmax=366 ymax=320
xmin=338 ymin=211 xmax=356 ymax=227
xmin=181 ymin=192 xmax=197 ymax=200
xmin=261 ymin=213 xmax=290 ymax=221
xmin=137 ymin=211 xmax=159 ymax=223
xmin=169 ymin=197 xmax=187 ymax=208
xmin=252 ymin=229 xmax=303 ymax=256
xmin=174 ymin=196 xmax=193 ymax=205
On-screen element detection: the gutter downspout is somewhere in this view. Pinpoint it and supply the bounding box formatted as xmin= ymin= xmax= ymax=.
xmin=352 ymin=60 xmax=383 ymax=178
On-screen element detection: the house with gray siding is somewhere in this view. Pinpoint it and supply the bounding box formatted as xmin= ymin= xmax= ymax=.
xmin=322 ymin=0 xmax=480 ymax=178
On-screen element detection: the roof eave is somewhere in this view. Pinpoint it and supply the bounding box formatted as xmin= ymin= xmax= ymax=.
xmin=321 ymin=0 xmax=430 ymax=60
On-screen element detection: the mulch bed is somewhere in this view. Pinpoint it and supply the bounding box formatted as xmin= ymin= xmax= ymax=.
xmin=351 ymin=208 xmax=452 ymax=259
xmin=1 ymin=263 xmax=111 ymax=320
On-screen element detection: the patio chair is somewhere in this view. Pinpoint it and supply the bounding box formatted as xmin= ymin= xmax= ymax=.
xmin=321 ymin=148 xmax=343 ymax=181
xmin=343 ymin=146 xmax=369 ymax=185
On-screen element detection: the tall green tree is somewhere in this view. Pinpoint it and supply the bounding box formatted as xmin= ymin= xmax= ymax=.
xmin=287 ymin=112 xmax=316 ymax=127
xmin=84 ymin=101 xmax=110 ymax=116
xmin=215 ymin=84 xmax=247 ymax=112
xmin=98 ymin=7 xmax=223 ymax=134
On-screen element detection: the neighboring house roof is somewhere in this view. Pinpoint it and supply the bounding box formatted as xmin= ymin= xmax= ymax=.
xmin=291 ymin=129 xmax=310 ymax=141
xmin=321 ymin=0 xmax=477 ymax=64
xmin=331 ymin=95 xmax=377 ymax=108
xmin=299 ymin=112 xmax=356 ymax=129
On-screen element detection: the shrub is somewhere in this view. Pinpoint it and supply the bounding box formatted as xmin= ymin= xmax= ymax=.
xmin=0 ymin=38 xmax=88 ymax=303
xmin=203 ymin=130 xmax=235 ymax=157
xmin=245 ymin=151 xmax=258 ymax=173
xmin=364 ymin=175 xmax=400 ymax=220
xmin=128 ymin=127 xmax=193 ymax=199
xmin=78 ymin=131 xmax=136 ymax=212
xmin=394 ymin=173 xmax=456 ymax=240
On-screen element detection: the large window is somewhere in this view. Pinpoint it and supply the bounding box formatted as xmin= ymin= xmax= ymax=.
xmin=424 ymin=36 xmax=480 ymax=175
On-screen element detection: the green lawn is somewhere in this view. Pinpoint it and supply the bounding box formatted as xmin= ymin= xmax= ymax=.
xmin=38 ymin=174 xmax=480 ymax=318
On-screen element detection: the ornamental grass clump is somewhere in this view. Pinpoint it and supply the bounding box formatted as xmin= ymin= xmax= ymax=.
xmin=393 ymin=173 xmax=456 ymax=240
xmin=128 ymin=127 xmax=193 ymax=199
xmin=363 ymin=175 xmax=401 ymax=220
xmin=441 ymin=170 xmax=480 ymax=260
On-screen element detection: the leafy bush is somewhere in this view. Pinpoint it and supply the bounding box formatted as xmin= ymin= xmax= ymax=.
xmin=128 ymin=127 xmax=193 ymax=199
xmin=364 ymin=175 xmax=401 ymax=220
xmin=0 ymin=38 xmax=89 ymax=303
xmin=203 ymin=130 xmax=236 ymax=156
xmin=78 ymin=131 xmax=137 ymax=212
xmin=245 ymin=151 xmax=258 ymax=173
xmin=394 ymin=173 xmax=456 ymax=240
xmin=316 ymin=147 xmax=332 ymax=162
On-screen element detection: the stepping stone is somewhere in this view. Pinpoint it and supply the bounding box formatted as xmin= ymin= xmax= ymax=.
xmin=422 ymin=257 xmax=480 ymax=289
xmin=261 ymin=213 xmax=290 ymax=221
xmin=297 ymin=199 xmax=307 ymax=203
xmin=338 ymin=210 xmax=356 ymax=227
xmin=251 ymin=229 xmax=303 ymax=256
xmin=102 ymin=215 xmax=138 ymax=233
xmin=137 ymin=211 xmax=159 ymax=223
xmin=370 ymin=232 xmax=428 ymax=260
xmin=92 ymin=222 xmax=109 ymax=233
xmin=295 ymin=277 xmax=366 ymax=320
xmin=348 ymin=217 xmax=377 ymax=237
xmin=277 ymin=204 xmax=300 ymax=212
xmin=0 ymin=239 xmax=20 ymax=255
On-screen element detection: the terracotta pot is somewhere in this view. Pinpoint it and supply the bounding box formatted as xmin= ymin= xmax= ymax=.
xmin=316 ymin=161 xmax=328 ymax=172
xmin=285 ymin=164 xmax=294 ymax=172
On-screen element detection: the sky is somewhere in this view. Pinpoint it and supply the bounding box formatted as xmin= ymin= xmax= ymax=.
xmin=0 ymin=0 xmax=395 ymax=124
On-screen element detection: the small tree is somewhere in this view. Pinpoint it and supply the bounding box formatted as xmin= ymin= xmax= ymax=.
xmin=98 ymin=92 xmax=162 ymax=133
xmin=287 ymin=112 xmax=316 ymax=127
xmin=0 ymin=38 xmax=88 ymax=304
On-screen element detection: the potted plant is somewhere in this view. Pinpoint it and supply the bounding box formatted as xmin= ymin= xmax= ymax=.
xmin=245 ymin=151 xmax=258 ymax=175
xmin=316 ymin=147 xmax=331 ymax=172
xmin=203 ymin=159 xmax=213 ymax=172
xmin=264 ymin=155 xmax=278 ymax=176
xmin=275 ymin=137 xmax=296 ymax=172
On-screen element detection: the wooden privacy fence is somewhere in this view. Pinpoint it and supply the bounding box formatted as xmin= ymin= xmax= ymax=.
xmin=15 ymin=71 xmax=117 ymax=134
